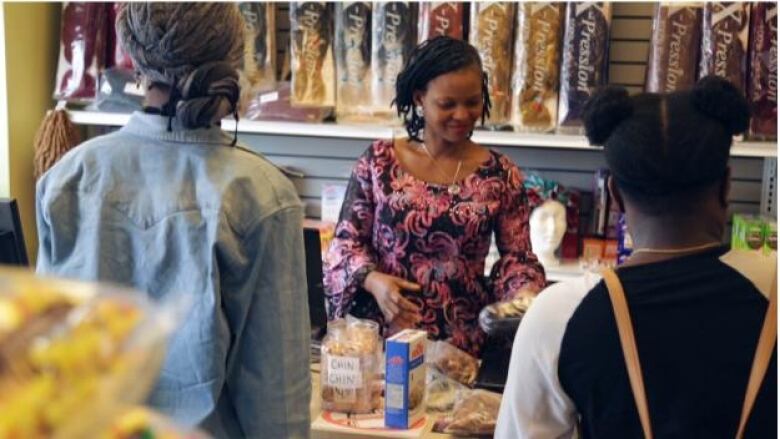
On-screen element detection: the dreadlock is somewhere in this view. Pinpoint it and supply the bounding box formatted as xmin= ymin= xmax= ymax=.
xmin=393 ymin=36 xmax=491 ymax=142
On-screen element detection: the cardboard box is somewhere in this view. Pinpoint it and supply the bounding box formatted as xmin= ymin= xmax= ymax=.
xmin=385 ymin=329 xmax=427 ymax=429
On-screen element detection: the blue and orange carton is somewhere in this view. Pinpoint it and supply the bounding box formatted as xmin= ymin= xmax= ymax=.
xmin=384 ymin=329 xmax=427 ymax=429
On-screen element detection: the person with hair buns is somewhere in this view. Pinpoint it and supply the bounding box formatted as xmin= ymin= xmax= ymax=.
xmin=496 ymin=76 xmax=777 ymax=438
xmin=323 ymin=36 xmax=546 ymax=358
xmin=35 ymin=4 xmax=311 ymax=438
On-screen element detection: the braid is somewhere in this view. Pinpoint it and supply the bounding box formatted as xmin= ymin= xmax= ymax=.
xmin=393 ymin=36 xmax=492 ymax=142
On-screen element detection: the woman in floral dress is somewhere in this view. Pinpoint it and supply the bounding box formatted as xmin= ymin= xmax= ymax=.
xmin=323 ymin=37 xmax=546 ymax=357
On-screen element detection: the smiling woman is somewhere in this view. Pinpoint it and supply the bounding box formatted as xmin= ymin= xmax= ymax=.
xmin=322 ymin=36 xmax=547 ymax=358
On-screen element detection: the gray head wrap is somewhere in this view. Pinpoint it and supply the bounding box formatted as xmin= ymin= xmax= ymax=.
xmin=117 ymin=3 xmax=245 ymax=129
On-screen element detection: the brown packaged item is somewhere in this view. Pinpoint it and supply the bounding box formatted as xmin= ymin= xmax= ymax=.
xmin=435 ymin=389 xmax=502 ymax=436
xmin=335 ymin=2 xmax=374 ymax=123
xmin=646 ymin=3 xmax=703 ymax=93
xmin=470 ymin=2 xmax=516 ymax=127
xmin=557 ymin=2 xmax=612 ymax=134
xmin=511 ymin=3 xmax=565 ymax=132
xmin=426 ymin=340 xmax=479 ymax=387
xmin=700 ymin=2 xmax=752 ymax=94
xmin=419 ymin=2 xmax=465 ymax=42
xmin=290 ymin=2 xmax=335 ymax=107
xmin=320 ymin=318 xmax=382 ymax=414
xmin=371 ymin=2 xmax=418 ymax=123
xmin=747 ymin=2 xmax=777 ymax=140
xmin=239 ymin=3 xmax=277 ymax=93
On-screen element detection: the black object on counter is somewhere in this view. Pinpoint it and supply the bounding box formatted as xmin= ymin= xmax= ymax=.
xmin=474 ymin=334 xmax=514 ymax=392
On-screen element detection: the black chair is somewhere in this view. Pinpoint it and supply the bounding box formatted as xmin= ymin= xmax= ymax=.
xmin=0 ymin=198 xmax=28 ymax=266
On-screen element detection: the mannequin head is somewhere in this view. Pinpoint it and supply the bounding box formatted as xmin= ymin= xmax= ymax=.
xmin=529 ymin=199 xmax=567 ymax=266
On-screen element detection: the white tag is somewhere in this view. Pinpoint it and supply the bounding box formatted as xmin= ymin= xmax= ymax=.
xmin=259 ymin=91 xmax=279 ymax=104
xmin=321 ymin=184 xmax=347 ymax=225
xmin=123 ymin=82 xmax=145 ymax=97
xmin=326 ymin=355 xmax=362 ymax=390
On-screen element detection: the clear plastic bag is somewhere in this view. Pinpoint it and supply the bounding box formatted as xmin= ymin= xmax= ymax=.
xmin=0 ymin=268 xmax=186 ymax=439
xmin=334 ymin=2 xmax=376 ymax=123
xmin=470 ymin=2 xmax=516 ymax=128
xmin=478 ymin=292 xmax=536 ymax=338
xmin=425 ymin=367 xmax=466 ymax=413
xmin=435 ymin=389 xmax=502 ymax=436
xmin=239 ymin=3 xmax=277 ymax=94
xmin=243 ymin=82 xmax=332 ymax=122
xmin=320 ymin=317 xmax=383 ymax=413
xmin=290 ymin=2 xmax=335 ymax=107
xmin=426 ymin=340 xmax=479 ymax=387
xmin=54 ymin=2 xmax=108 ymax=102
xmin=511 ymin=3 xmax=565 ymax=132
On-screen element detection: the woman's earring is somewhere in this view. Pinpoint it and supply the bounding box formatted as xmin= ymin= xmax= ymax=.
xmin=415 ymin=105 xmax=424 ymax=118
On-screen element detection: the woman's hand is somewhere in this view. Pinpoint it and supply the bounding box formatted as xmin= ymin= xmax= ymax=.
xmin=363 ymin=271 xmax=422 ymax=328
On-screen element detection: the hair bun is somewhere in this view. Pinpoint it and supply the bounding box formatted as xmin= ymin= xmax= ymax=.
xmin=583 ymin=86 xmax=633 ymax=146
xmin=691 ymin=75 xmax=750 ymax=136
xmin=175 ymin=62 xmax=240 ymax=129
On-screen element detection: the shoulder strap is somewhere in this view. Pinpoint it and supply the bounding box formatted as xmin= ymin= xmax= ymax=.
xmin=601 ymin=268 xmax=654 ymax=439
xmin=736 ymin=265 xmax=777 ymax=439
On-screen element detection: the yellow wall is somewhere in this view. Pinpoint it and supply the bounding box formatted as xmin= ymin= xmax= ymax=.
xmin=3 ymin=2 xmax=60 ymax=264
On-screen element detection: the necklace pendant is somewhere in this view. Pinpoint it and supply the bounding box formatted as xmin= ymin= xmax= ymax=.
xmin=448 ymin=184 xmax=461 ymax=195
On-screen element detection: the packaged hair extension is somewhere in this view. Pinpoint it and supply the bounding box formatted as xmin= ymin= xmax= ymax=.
xmin=371 ymin=2 xmax=418 ymax=123
xmin=557 ymin=2 xmax=612 ymax=134
xmin=290 ymin=2 xmax=335 ymax=107
xmin=747 ymin=2 xmax=777 ymax=140
xmin=54 ymin=2 xmax=108 ymax=102
xmin=645 ymin=3 xmax=703 ymax=93
xmin=106 ymin=3 xmax=133 ymax=71
xmin=239 ymin=3 xmax=277 ymax=93
xmin=700 ymin=2 xmax=751 ymax=94
xmin=510 ymin=3 xmax=565 ymax=132
xmin=335 ymin=2 xmax=375 ymax=123
xmin=419 ymin=2 xmax=465 ymax=42
xmin=469 ymin=2 xmax=516 ymax=128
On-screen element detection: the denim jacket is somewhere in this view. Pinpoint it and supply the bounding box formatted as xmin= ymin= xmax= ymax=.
xmin=36 ymin=112 xmax=311 ymax=438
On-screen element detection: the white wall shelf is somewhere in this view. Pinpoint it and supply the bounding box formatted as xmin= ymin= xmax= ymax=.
xmin=68 ymin=110 xmax=778 ymax=158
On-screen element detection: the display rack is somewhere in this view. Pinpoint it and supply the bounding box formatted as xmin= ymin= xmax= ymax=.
xmin=68 ymin=110 xmax=778 ymax=158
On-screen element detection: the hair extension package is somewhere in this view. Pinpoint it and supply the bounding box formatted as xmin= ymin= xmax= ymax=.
xmin=557 ymin=2 xmax=612 ymax=134
xmin=470 ymin=2 xmax=516 ymax=128
xmin=335 ymin=2 xmax=375 ymax=123
xmin=645 ymin=3 xmax=703 ymax=93
xmin=239 ymin=3 xmax=277 ymax=94
xmin=700 ymin=3 xmax=751 ymax=94
xmin=747 ymin=2 xmax=777 ymax=140
xmin=54 ymin=3 xmax=108 ymax=102
xmin=371 ymin=2 xmax=419 ymax=123
xmin=419 ymin=2 xmax=465 ymax=42
xmin=290 ymin=2 xmax=335 ymax=107
xmin=510 ymin=3 xmax=565 ymax=132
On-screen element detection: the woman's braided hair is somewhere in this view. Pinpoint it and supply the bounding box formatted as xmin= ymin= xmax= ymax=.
xmin=393 ymin=36 xmax=492 ymax=142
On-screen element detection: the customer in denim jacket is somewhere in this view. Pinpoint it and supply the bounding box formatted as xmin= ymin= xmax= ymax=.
xmin=35 ymin=4 xmax=310 ymax=438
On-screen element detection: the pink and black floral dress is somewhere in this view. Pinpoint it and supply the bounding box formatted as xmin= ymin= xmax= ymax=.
xmin=323 ymin=140 xmax=546 ymax=356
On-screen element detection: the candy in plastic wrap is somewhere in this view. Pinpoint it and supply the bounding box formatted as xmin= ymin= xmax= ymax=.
xmin=290 ymin=2 xmax=335 ymax=107
xmin=335 ymin=2 xmax=374 ymax=123
xmin=419 ymin=2 xmax=465 ymax=42
xmin=511 ymin=3 xmax=565 ymax=132
xmin=700 ymin=2 xmax=751 ymax=94
xmin=645 ymin=3 xmax=702 ymax=93
xmin=747 ymin=2 xmax=777 ymax=140
xmin=54 ymin=2 xmax=108 ymax=102
xmin=557 ymin=2 xmax=612 ymax=134
xmin=239 ymin=3 xmax=277 ymax=93
xmin=470 ymin=2 xmax=516 ymax=127
xmin=371 ymin=2 xmax=418 ymax=122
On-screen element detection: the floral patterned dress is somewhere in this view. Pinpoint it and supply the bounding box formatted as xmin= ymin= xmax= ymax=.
xmin=323 ymin=140 xmax=546 ymax=356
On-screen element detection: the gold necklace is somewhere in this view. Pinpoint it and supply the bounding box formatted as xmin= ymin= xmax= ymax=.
xmin=420 ymin=142 xmax=463 ymax=195
xmin=631 ymin=241 xmax=722 ymax=255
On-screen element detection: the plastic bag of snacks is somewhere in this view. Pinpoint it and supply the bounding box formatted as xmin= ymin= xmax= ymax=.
xmin=469 ymin=2 xmax=516 ymax=128
xmin=103 ymin=406 xmax=209 ymax=439
xmin=239 ymin=3 xmax=277 ymax=94
xmin=425 ymin=340 xmax=479 ymax=387
xmin=320 ymin=317 xmax=383 ymax=414
xmin=54 ymin=2 xmax=108 ymax=102
xmin=557 ymin=2 xmax=612 ymax=134
xmin=290 ymin=2 xmax=335 ymax=107
xmin=478 ymin=292 xmax=536 ymax=338
xmin=433 ymin=389 xmax=502 ymax=436
xmin=425 ymin=367 xmax=466 ymax=413
xmin=0 ymin=268 xmax=185 ymax=439
xmin=645 ymin=3 xmax=702 ymax=93
xmin=511 ymin=3 xmax=565 ymax=132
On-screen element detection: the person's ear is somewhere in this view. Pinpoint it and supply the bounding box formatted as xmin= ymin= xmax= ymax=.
xmin=608 ymin=176 xmax=625 ymax=213
xmin=719 ymin=167 xmax=731 ymax=208
xmin=413 ymin=90 xmax=425 ymax=108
